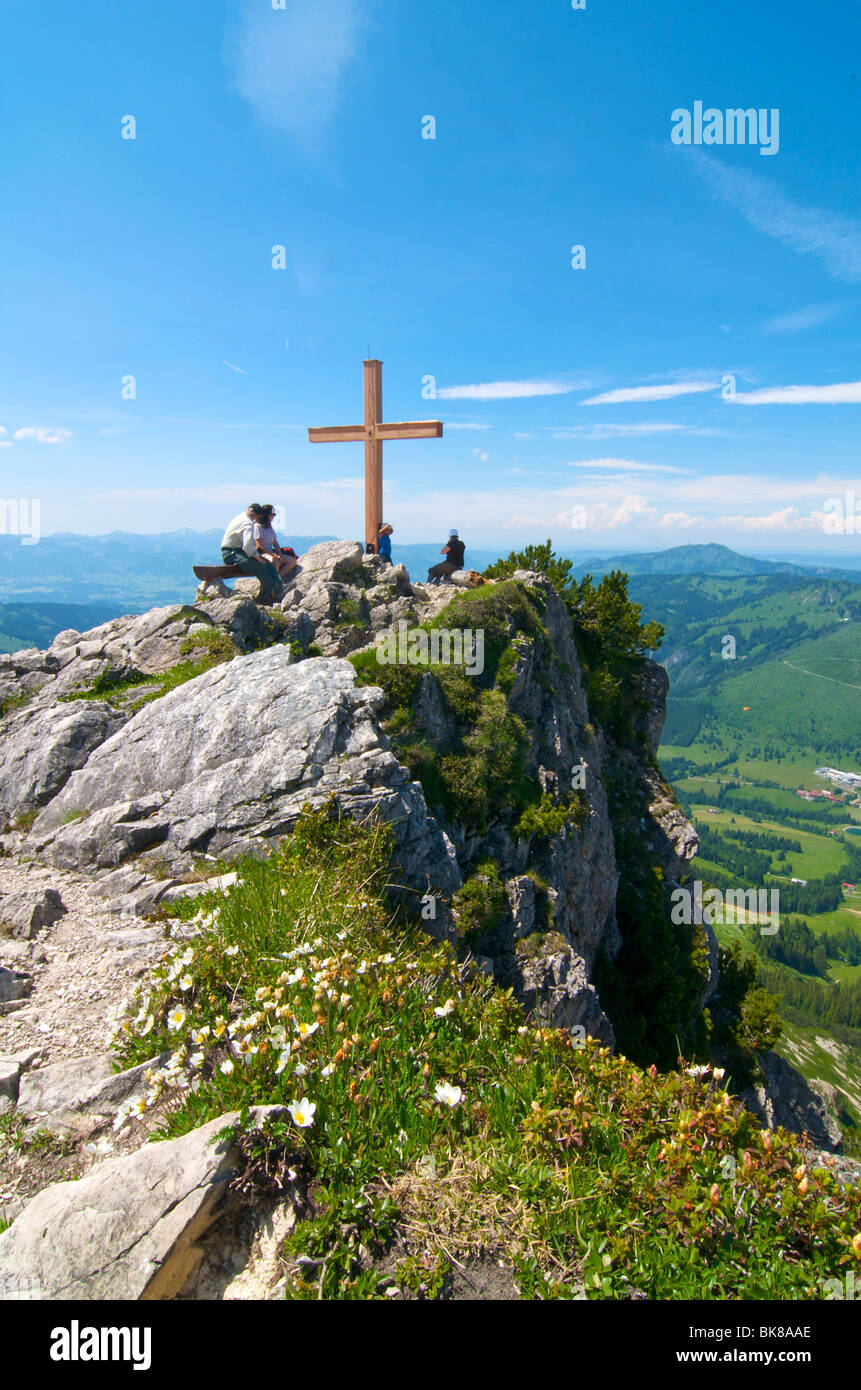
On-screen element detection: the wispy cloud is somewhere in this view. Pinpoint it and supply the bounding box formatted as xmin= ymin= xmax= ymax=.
xmin=731 ymin=379 xmax=861 ymax=404
xmin=551 ymin=422 xmax=685 ymax=438
xmin=658 ymin=507 xmax=819 ymax=533
xmin=437 ymin=379 xmax=581 ymax=400
xmin=548 ymin=421 xmax=725 ymax=440
xmin=583 ymin=381 xmax=719 ymax=405
xmin=690 ymin=155 xmax=861 ymax=283
xmin=222 ymin=360 xmax=248 ymax=375
xmin=226 ymin=0 xmax=370 ymax=151
xmin=445 ymin=421 xmax=492 ymax=430
xmin=472 ymin=447 xmax=490 ymax=462
xmin=761 ymin=303 xmax=843 ymax=335
xmin=567 ymin=458 xmax=691 ymax=475
xmin=13 ymin=427 xmax=73 ymax=444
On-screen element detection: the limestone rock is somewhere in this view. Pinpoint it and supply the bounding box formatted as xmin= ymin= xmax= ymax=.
xmin=28 ymin=647 xmax=460 ymax=897
xmin=0 ymin=888 xmax=67 ymax=939
xmin=741 ymin=1050 xmax=843 ymax=1153
xmin=0 ymin=1106 xmax=289 ymax=1300
xmin=511 ymin=933 xmax=614 ymax=1044
xmin=0 ymin=702 xmax=124 ymax=822
xmin=0 ymin=965 xmax=32 ymax=1004
xmin=16 ymin=1053 xmax=164 ymax=1123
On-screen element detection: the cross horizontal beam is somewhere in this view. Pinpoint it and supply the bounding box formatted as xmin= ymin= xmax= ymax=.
xmin=307 ymin=420 xmax=443 ymax=443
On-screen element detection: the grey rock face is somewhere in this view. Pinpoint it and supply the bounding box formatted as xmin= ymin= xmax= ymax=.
xmin=0 ymin=702 xmax=124 ymax=822
xmin=0 ymin=1106 xmax=289 ymax=1300
xmin=16 ymin=1053 xmax=164 ymax=1123
xmin=741 ymin=1050 xmax=843 ymax=1152
xmin=0 ymin=888 xmax=67 ymax=939
xmin=28 ymin=647 xmax=460 ymax=896
xmin=0 ymin=965 xmax=33 ymax=1004
xmin=510 ymin=933 xmax=614 ymax=1044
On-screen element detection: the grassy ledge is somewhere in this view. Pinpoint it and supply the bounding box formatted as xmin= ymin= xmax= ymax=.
xmin=111 ymin=808 xmax=861 ymax=1300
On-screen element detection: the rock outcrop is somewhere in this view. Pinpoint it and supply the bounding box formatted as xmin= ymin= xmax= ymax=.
xmin=0 ymin=1106 xmax=293 ymax=1299
xmin=26 ymin=647 xmax=459 ymax=898
xmin=0 ymin=543 xmax=695 ymax=1052
xmin=741 ymin=1050 xmax=843 ymax=1153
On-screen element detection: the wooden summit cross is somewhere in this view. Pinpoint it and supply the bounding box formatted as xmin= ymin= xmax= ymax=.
xmin=308 ymin=359 xmax=443 ymax=552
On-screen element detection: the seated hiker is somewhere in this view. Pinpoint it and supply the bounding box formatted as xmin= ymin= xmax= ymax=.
xmin=377 ymin=521 xmax=394 ymax=566
xmin=427 ymin=528 xmax=465 ymax=584
xmin=220 ymin=503 xmax=283 ymax=606
xmin=255 ymin=504 xmax=299 ymax=580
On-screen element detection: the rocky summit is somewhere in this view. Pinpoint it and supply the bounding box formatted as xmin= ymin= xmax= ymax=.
xmin=0 ymin=541 xmax=854 ymax=1302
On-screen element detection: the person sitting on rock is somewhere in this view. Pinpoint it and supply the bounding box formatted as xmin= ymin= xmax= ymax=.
xmin=220 ymin=504 xmax=283 ymax=606
xmin=427 ymin=529 xmax=465 ymax=584
xmin=377 ymin=521 xmax=394 ymax=566
xmin=255 ymin=505 xmax=299 ymax=581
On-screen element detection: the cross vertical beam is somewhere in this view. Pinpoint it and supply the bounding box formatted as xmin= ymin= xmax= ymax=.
xmin=364 ymin=359 xmax=383 ymax=552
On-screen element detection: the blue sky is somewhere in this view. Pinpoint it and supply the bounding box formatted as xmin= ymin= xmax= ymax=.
xmin=1 ymin=0 xmax=860 ymax=553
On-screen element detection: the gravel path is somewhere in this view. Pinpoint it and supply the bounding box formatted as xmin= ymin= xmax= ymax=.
xmin=0 ymin=858 xmax=167 ymax=1070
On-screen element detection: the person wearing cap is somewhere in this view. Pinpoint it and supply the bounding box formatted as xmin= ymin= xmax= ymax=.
xmin=220 ymin=503 xmax=283 ymax=606
xmin=427 ymin=529 xmax=465 ymax=584
xmin=377 ymin=521 xmax=394 ymax=566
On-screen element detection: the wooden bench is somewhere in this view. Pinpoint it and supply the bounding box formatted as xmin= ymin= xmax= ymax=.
xmin=193 ymin=565 xmax=246 ymax=581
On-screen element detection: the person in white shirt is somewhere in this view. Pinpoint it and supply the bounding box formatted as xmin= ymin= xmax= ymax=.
xmin=220 ymin=504 xmax=283 ymax=604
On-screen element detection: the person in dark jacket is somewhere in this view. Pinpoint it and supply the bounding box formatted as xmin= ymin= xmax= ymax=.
xmin=427 ymin=529 xmax=465 ymax=584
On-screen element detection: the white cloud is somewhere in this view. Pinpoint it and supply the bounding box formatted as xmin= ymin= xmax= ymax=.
xmin=222 ymin=360 xmax=248 ymax=375
xmin=762 ymin=303 xmax=842 ymax=335
xmin=690 ymin=155 xmax=861 ymax=283
xmin=226 ymin=0 xmax=369 ymax=151
xmin=730 ymin=380 xmax=861 ymax=405
xmin=583 ymin=381 xmax=719 ymax=405
xmin=566 ymin=457 xmax=690 ymax=475
xmin=437 ymin=379 xmax=580 ymax=400
xmin=472 ymin=447 xmax=489 ymax=462
xmin=0 ymin=441 xmax=12 ymax=449
xmin=13 ymin=427 xmax=73 ymax=444
xmin=445 ymin=421 xmax=491 ymax=430
xmin=550 ymin=422 xmax=687 ymax=439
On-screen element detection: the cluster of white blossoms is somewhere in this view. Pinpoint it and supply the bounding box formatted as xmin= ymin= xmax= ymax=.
xmin=686 ymin=1065 xmax=726 ymax=1082
xmin=111 ymin=924 xmax=447 ymax=1136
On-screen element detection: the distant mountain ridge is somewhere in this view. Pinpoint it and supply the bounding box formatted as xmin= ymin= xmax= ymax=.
xmin=0 ymin=534 xmax=857 ymax=609
xmin=572 ymin=543 xmax=861 ymax=582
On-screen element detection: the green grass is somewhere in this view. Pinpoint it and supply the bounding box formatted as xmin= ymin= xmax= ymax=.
xmin=688 ymin=805 xmax=850 ymax=880
xmin=110 ymin=808 xmax=861 ymax=1301
xmin=60 ymin=628 xmax=238 ymax=710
